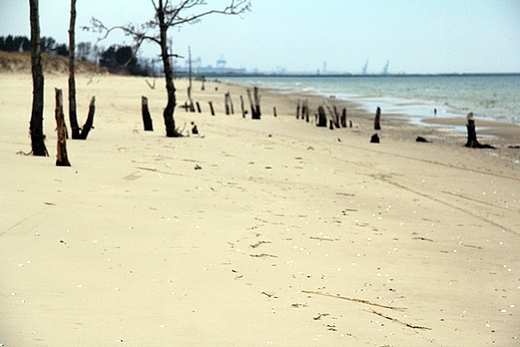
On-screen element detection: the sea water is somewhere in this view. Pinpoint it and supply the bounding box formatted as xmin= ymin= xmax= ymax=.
xmin=223 ymin=75 xmax=520 ymax=127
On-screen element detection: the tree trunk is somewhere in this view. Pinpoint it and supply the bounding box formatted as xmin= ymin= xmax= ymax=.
xmin=54 ymin=89 xmax=71 ymax=166
xmin=68 ymin=0 xmax=80 ymax=139
xmin=78 ymin=96 xmax=96 ymax=139
xmin=141 ymin=96 xmax=153 ymax=131
xmin=158 ymin=0 xmax=179 ymax=137
xmin=374 ymin=106 xmax=381 ymax=130
xmin=29 ymin=0 xmax=48 ymax=156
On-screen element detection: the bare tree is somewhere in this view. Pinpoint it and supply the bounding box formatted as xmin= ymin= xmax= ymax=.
xmin=89 ymin=0 xmax=250 ymax=137
xmin=29 ymin=0 xmax=48 ymax=156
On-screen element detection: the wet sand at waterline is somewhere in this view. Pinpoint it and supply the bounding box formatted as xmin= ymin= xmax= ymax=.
xmin=1 ymin=73 xmax=519 ymax=346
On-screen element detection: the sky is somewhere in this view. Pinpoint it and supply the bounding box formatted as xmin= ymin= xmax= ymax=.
xmin=1 ymin=0 xmax=519 ymax=74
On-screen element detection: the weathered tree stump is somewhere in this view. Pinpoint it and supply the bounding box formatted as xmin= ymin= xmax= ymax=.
xmin=225 ymin=92 xmax=234 ymax=115
xmin=240 ymin=95 xmax=246 ymax=118
xmin=77 ymin=96 xmax=96 ymax=140
xmin=247 ymin=87 xmax=261 ymax=119
xmin=464 ymin=112 xmax=495 ymax=149
xmin=208 ymin=101 xmax=215 ymax=116
xmin=370 ymin=133 xmax=380 ymax=143
xmin=141 ymin=96 xmax=153 ymax=131
xmin=374 ymin=107 xmax=381 ymax=130
xmin=54 ymin=88 xmax=71 ymax=166
xmin=317 ymin=106 xmax=327 ymax=127
xmin=341 ymin=108 xmax=347 ymax=127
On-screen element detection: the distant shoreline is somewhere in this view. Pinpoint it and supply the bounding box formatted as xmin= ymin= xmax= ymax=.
xmin=180 ymin=72 xmax=520 ymax=79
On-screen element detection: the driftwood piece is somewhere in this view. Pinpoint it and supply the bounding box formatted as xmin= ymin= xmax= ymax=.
xmin=374 ymin=106 xmax=381 ymax=130
xmin=54 ymin=88 xmax=70 ymax=166
xmin=317 ymin=106 xmax=327 ymax=127
xmin=141 ymin=96 xmax=153 ymax=131
xmin=367 ymin=309 xmax=431 ymax=330
xmin=302 ymin=290 xmax=406 ymax=311
xmin=464 ymin=112 xmax=495 ymax=149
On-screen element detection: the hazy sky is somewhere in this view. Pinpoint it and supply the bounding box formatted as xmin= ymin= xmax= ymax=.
xmin=1 ymin=0 xmax=519 ymax=74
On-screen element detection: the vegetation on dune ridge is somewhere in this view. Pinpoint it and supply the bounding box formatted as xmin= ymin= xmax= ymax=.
xmin=0 ymin=51 xmax=106 ymax=74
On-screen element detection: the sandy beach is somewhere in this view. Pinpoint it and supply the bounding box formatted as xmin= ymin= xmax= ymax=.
xmin=1 ymin=72 xmax=519 ymax=346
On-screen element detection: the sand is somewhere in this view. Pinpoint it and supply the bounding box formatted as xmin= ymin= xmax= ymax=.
xmin=1 ymin=73 xmax=519 ymax=346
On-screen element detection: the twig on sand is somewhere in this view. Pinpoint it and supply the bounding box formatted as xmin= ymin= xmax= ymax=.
xmin=250 ymin=253 xmax=278 ymax=258
xmin=310 ymin=236 xmax=335 ymax=241
xmin=302 ymin=290 xmax=406 ymax=311
xmin=367 ymin=308 xmax=432 ymax=330
xmin=250 ymin=240 xmax=271 ymax=248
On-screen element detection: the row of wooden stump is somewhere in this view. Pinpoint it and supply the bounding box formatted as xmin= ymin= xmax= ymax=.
xmin=141 ymin=86 xmax=263 ymax=132
xmin=295 ymin=100 xmax=493 ymax=149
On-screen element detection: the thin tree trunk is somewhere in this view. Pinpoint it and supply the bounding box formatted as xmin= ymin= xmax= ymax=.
xmin=68 ymin=0 xmax=80 ymax=139
xmin=29 ymin=0 xmax=48 ymax=156
xmin=55 ymin=89 xmax=71 ymax=166
xmin=158 ymin=0 xmax=179 ymax=137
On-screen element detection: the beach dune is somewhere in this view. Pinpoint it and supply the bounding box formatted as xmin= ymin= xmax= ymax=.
xmin=1 ymin=73 xmax=519 ymax=346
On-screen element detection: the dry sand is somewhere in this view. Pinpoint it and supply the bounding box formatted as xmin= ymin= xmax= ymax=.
xmin=1 ymin=73 xmax=519 ymax=346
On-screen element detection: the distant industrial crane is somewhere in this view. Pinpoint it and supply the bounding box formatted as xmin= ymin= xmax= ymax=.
xmin=382 ymin=60 xmax=390 ymax=75
xmin=362 ymin=60 xmax=368 ymax=74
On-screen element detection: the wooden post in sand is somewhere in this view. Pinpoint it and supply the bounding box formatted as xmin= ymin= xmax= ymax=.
xmin=374 ymin=107 xmax=381 ymax=130
xmin=464 ymin=112 xmax=495 ymax=149
xmin=196 ymin=101 xmax=201 ymax=113
xmin=317 ymin=106 xmax=327 ymax=127
xmin=225 ymin=92 xmax=234 ymax=115
xmin=273 ymin=107 xmax=277 ymax=117
xmin=208 ymin=101 xmax=215 ymax=116
xmin=240 ymin=95 xmax=246 ymax=118
xmin=247 ymin=87 xmax=261 ymax=119
xmin=141 ymin=96 xmax=153 ymax=131
xmin=341 ymin=108 xmax=347 ymax=127
xmin=54 ymin=88 xmax=71 ymax=166
xmin=296 ymin=101 xmax=300 ymax=119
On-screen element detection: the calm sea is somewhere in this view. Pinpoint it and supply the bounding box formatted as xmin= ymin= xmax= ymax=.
xmin=223 ymin=75 xmax=520 ymax=126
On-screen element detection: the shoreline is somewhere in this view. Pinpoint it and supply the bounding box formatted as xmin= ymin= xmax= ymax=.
xmin=233 ymin=80 xmax=520 ymax=169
